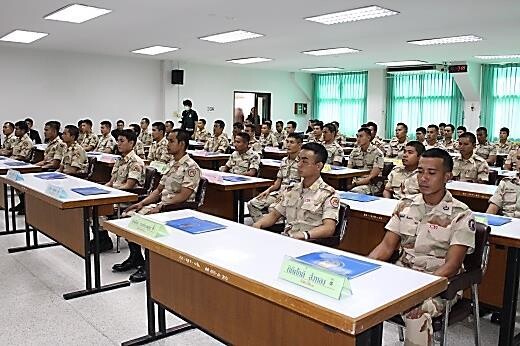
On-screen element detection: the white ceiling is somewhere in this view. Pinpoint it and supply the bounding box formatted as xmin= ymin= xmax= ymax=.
xmin=1 ymin=0 xmax=520 ymax=72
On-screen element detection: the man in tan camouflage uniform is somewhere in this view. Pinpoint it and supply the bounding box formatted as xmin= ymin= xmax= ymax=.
xmin=386 ymin=122 xmax=409 ymax=158
xmin=308 ymin=121 xmax=324 ymax=143
xmin=370 ymin=148 xmax=475 ymax=346
xmin=248 ymin=133 xmax=302 ymax=221
xmin=504 ymin=147 xmax=520 ymax=171
xmin=253 ymin=142 xmax=340 ymax=241
xmin=119 ymin=129 xmax=201 ymax=282
xmin=9 ymin=121 xmax=33 ymax=161
xmin=35 ymin=121 xmax=66 ymax=170
xmin=441 ymin=124 xmax=457 ymax=153
xmin=128 ymin=124 xmax=146 ymax=159
xmin=0 ymin=122 xmax=16 ymax=156
xmin=273 ymin=121 xmax=287 ymax=146
xmin=496 ymin=127 xmax=516 ymax=155
xmin=80 ymin=119 xmax=99 ymax=152
xmin=366 ymin=121 xmax=385 ymax=152
xmin=475 ymin=127 xmax=497 ymax=165
xmin=204 ymin=119 xmax=230 ymax=153
xmin=57 ymin=125 xmax=88 ymax=175
xmin=322 ymin=123 xmax=343 ymax=165
xmin=192 ymin=119 xmax=210 ymax=142
xmin=331 ymin=121 xmax=347 ymax=146
xmin=259 ymin=122 xmax=278 ymax=147
xmin=138 ymin=117 xmax=153 ymax=145
xmin=384 ymin=141 xmax=424 ymax=200
xmin=244 ymin=124 xmax=262 ymax=154
xmin=347 ymin=127 xmax=384 ymax=195
xmin=95 ymin=120 xmax=117 ymax=153
xmin=220 ymin=133 xmax=260 ymax=176
xmin=453 ymin=132 xmax=489 ymax=183
xmin=424 ymin=124 xmax=446 ymax=151
xmin=147 ymin=121 xmax=170 ymax=163
xmin=487 ymin=171 xmax=520 ymax=217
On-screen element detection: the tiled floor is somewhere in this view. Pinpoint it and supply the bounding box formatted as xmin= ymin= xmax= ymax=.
xmin=0 ymin=210 xmax=508 ymax=345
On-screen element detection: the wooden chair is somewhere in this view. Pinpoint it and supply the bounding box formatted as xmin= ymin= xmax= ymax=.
xmin=371 ymin=162 xmax=394 ymax=196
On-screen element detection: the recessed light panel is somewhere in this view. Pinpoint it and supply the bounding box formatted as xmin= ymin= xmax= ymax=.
xmin=376 ymin=60 xmax=428 ymax=66
xmin=408 ymin=35 xmax=482 ymax=46
xmin=302 ymin=47 xmax=360 ymax=56
xmin=200 ymin=30 xmax=263 ymax=43
xmin=300 ymin=67 xmax=343 ymax=72
xmin=475 ymin=54 xmax=520 ymax=60
xmin=305 ymin=5 xmax=399 ymax=25
xmin=226 ymin=57 xmax=272 ymax=64
xmin=0 ymin=30 xmax=48 ymax=43
xmin=131 ymin=46 xmax=179 ymax=56
xmin=44 ymin=4 xmax=112 ymax=24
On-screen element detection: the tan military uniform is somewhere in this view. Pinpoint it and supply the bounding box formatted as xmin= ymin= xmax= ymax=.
xmin=424 ymin=141 xmax=446 ymax=151
xmin=95 ymin=134 xmax=116 ymax=153
xmin=193 ymin=128 xmax=211 ymax=142
xmin=111 ymin=151 xmax=145 ymax=189
xmin=62 ymin=142 xmax=88 ymax=173
xmin=259 ymin=132 xmax=278 ymax=147
xmin=221 ymin=149 xmax=260 ymax=175
xmin=372 ymin=136 xmax=385 ymax=152
xmin=1 ymin=133 xmax=17 ymax=151
xmin=386 ymin=137 xmax=408 ymax=158
xmin=505 ymin=150 xmax=520 ymax=170
xmin=80 ymin=132 xmax=99 ymax=151
xmin=442 ymin=139 xmax=457 ymax=153
xmin=249 ymin=137 xmax=262 ymax=154
xmin=347 ymin=143 xmax=384 ymax=194
xmin=42 ymin=136 xmax=66 ymax=164
xmin=77 ymin=133 xmax=85 ymax=145
xmin=489 ymin=177 xmax=520 ymax=218
xmin=336 ymin=133 xmax=347 ymax=146
xmin=11 ymin=133 xmax=33 ymax=160
xmin=138 ymin=130 xmax=153 ymax=146
xmin=204 ymin=133 xmax=229 ymax=153
xmin=133 ymin=138 xmax=145 ymax=158
xmin=475 ymin=141 xmax=497 ymax=160
xmin=273 ymin=130 xmax=286 ymax=145
xmin=323 ymin=141 xmax=343 ymax=165
xmin=273 ymin=177 xmax=340 ymax=233
xmin=147 ymin=137 xmax=170 ymax=163
xmin=307 ymin=133 xmax=323 ymax=143
xmin=453 ymin=153 xmax=489 ymax=183
xmin=248 ymin=155 xmax=300 ymax=221
xmin=385 ymin=167 xmax=420 ymax=200
xmin=385 ymin=191 xmax=475 ymax=344
xmin=496 ymin=140 xmax=516 ymax=155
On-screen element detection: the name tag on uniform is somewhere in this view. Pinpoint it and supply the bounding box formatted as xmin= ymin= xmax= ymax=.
xmin=426 ymin=223 xmax=440 ymax=231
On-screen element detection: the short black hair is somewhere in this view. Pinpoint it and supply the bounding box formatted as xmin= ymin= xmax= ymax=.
xmin=287 ymin=133 xmax=303 ymax=143
xmin=45 ymin=121 xmax=61 ymax=132
xmin=4 ymin=122 xmax=14 ymax=130
xmin=287 ymin=121 xmax=297 ymax=129
xmin=152 ymin=121 xmax=166 ymax=134
xmin=396 ymin=122 xmax=408 ymax=132
xmin=301 ymin=142 xmax=328 ymax=165
xmin=233 ymin=122 xmax=244 ymax=130
xmin=15 ymin=120 xmax=29 ymax=133
xmin=331 ymin=121 xmax=339 ymax=128
xmin=117 ymin=119 xmax=125 ymax=126
xmin=460 ymin=131 xmax=477 ymax=145
xmin=199 ymin=118 xmax=207 ymax=126
xmin=100 ymin=120 xmax=112 ymax=129
xmin=313 ymin=121 xmax=324 ymax=130
xmin=262 ymin=122 xmax=272 ymax=129
xmin=165 ymin=120 xmax=174 ymax=128
xmin=24 ymin=118 xmax=34 ymax=125
xmin=236 ymin=132 xmax=250 ymax=143
xmin=439 ymin=122 xmax=446 ymax=127
xmin=358 ymin=127 xmax=372 ymax=138
xmin=83 ymin=119 xmax=93 ymax=127
xmin=457 ymin=126 xmax=466 ymax=132
xmin=182 ymin=99 xmax=193 ymax=107
xmin=129 ymin=123 xmax=141 ymax=135
xmin=416 ymin=127 xmax=426 ymax=134
xmin=214 ymin=120 xmax=225 ymax=129
xmin=324 ymin=123 xmax=337 ymax=134
xmin=171 ymin=129 xmax=190 ymax=149
xmin=476 ymin=126 xmax=488 ymax=135
xmin=118 ymin=129 xmax=137 ymax=147
xmin=366 ymin=121 xmax=378 ymax=132
xmin=500 ymin=127 xmax=510 ymax=136
xmin=445 ymin=124 xmax=455 ymax=132
xmin=427 ymin=124 xmax=439 ymax=132
xmin=77 ymin=120 xmax=84 ymax=127
xmin=421 ymin=148 xmax=454 ymax=172
xmin=64 ymin=125 xmax=80 ymax=140
xmin=276 ymin=121 xmax=284 ymax=126
xmin=405 ymin=141 xmax=425 ymax=156
xmin=141 ymin=117 xmax=150 ymax=125
xmin=245 ymin=123 xmax=255 ymax=132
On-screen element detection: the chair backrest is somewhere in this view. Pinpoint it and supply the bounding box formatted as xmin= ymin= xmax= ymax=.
xmin=86 ymin=156 xmax=97 ymax=180
xmin=463 ymin=222 xmax=491 ymax=273
xmin=382 ymin=162 xmax=394 ymax=178
xmin=495 ymin=155 xmax=505 ymax=169
xmin=143 ymin=166 xmax=159 ymax=194
xmin=195 ymin=177 xmax=208 ymax=207
xmin=488 ymin=170 xmax=498 ymax=185
xmin=336 ymin=204 xmax=349 ymax=241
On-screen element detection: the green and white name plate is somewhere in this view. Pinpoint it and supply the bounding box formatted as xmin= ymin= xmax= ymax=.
xmin=128 ymin=214 xmax=170 ymax=238
xmin=279 ymin=256 xmax=352 ymax=300
xmin=149 ymin=161 xmax=170 ymax=175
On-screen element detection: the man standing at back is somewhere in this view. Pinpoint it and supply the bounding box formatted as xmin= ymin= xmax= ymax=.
xmin=180 ymin=99 xmax=198 ymax=138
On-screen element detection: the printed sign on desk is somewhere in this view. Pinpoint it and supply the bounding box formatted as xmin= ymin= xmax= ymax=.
xmin=45 ymin=184 xmax=69 ymax=199
xmin=6 ymin=169 xmax=24 ymax=181
xmin=128 ymin=214 xmax=169 ymax=238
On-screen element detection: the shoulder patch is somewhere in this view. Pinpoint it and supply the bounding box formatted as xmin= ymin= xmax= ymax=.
xmin=188 ymin=169 xmax=197 ymax=177
xmin=468 ymin=218 xmax=476 ymax=232
xmin=330 ymin=197 xmax=339 ymax=208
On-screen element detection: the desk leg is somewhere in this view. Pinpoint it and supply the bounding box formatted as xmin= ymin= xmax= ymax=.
xmin=10 ymin=186 xmax=16 ymax=232
xmin=355 ymin=323 xmax=383 ymax=346
xmin=0 ymin=183 xmax=26 ymax=236
xmin=238 ymin=190 xmax=244 ymax=224
xmin=122 ymin=249 xmax=194 ymax=346
xmin=498 ymin=247 xmax=520 ymax=346
xmin=62 ymin=206 xmax=130 ymax=300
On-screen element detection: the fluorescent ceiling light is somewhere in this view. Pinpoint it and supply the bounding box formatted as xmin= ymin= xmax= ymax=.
xmin=300 ymin=67 xmax=343 ymax=72
xmin=200 ymin=30 xmax=263 ymax=43
xmin=408 ymin=35 xmax=482 ymax=46
xmin=376 ymin=60 xmax=428 ymax=67
xmin=227 ymin=57 xmax=272 ymax=64
xmin=305 ymin=5 xmax=399 ymax=25
xmin=0 ymin=30 xmax=48 ymax=43
xmin=44 ymin=4 xmax=111 ymax=23
xmin=302 ymin=47 xmax=360 ymax=56
xmin=131 ymin=46 xmax=179 ymax=56
xmin=475 ymin=54 xmax=520 ymax=60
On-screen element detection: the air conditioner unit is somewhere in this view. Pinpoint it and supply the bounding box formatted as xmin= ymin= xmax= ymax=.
xmin=387 ymin=64 xmax=447 ymax=74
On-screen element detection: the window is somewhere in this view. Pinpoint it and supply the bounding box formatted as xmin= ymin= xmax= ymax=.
xmin=313 ymin=72 xmax=367 ymax=136
xmin=481 ymin=63 xmax=520 ymax=141
xmin=385 ymin=72 xmax=464 ymax=138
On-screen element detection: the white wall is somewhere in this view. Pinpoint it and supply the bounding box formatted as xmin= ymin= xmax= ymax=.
xmin=0 ymin=47 xmax=163 ymax=133
xmin=367 ymin=69 xmax=387 ymax=137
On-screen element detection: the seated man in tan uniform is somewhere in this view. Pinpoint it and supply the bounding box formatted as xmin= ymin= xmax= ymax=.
xmin=321 ymin=123 xmax=343 ymax=166
xmin=369 ymin=148 xmax=475 ymax=345
xmin=220 ymin=132 xmax=260 ymax=176
xmin=35 ymin=121 xmax=66 ymax=170
xmin=253 ymin=142 xmax=340 ymax=240
xmin=57 ymin=125 xmax=88 ymax=176
xmin=79 ymin=119 xmax=99 ymax=152
xmin=0 ymin=122 xmax=17 ymax=157
xmin=383 ymin=141 xmax=424 ymax=200
xmin=452 ymin=132 xmax=489 ymax=183
xmin=10 ymin=120 xmax=33 ymax=161
xmin=95 ymin=120 xmax=117 ymax=153
xmin=204 ymin=119 xmax=229 ymax=153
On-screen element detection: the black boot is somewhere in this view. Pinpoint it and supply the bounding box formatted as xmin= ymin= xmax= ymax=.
xmin=112 ymin=242 xmax=144 ymax=272
xmin=129 ymin=266 xmax=146 ymax=283
xmin=89 ymin=230 xmax=113 ymax=254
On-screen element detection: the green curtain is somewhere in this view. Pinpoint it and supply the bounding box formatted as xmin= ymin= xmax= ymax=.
xmin=481 ymin=63 xmax=520 ymax=141
xmin=313 ymin=72 xmax=367 ymax=136
xmin=385 ymin=72 xmax=464 ymax=138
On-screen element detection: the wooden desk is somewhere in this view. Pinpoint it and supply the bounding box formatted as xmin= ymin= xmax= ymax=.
xmin=446 ymin=181 xmax=496 ymax=212
xmin=188 ymin=140 xmax=205 ymax=150
xmin=262 ymin=147 xmax=287 ymax=160
xmin=103 ymin=209 xmax=446 ymax=346
xmin=0 ymin=173 xmax=137 ymax=300
xmin=339 ymin=195 xmax=520 ymax=346
xmin=87 ymin=152 xmax=121 ymax=183
xmin=200 ymin=169 xmax=272 ymax=223
xmin=187 ymin=150 xmax=230 ymax=170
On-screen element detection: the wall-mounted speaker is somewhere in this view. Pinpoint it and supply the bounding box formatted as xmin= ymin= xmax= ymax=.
xmin=171 ymin=69 xmax=184 ymax=85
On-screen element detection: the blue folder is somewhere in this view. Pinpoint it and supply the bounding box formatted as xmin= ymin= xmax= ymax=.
xmin=331 ymin=165 xmax=346 ymax=170
xmin=222 ymin=176 xmax=249 ymax=182
xmin=34 ymin=172 xmax=67 ymax=180
xmin=71 ymin=187 xmax=110 ymax=196
xmin=166 ymin=217 xmax=226 ymax=234
xmin=0 ymin=157 xmax=6 ymax=160
xmin=474 ymin=213 xmax=512 ymax=226
xmin=296 ymin=251 xmax=381 ymax=279
xmin=4 ymin=161 xmax=26 ymax=166
xmin=339 ymin=191 xmax=379 ymax=202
